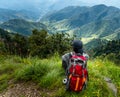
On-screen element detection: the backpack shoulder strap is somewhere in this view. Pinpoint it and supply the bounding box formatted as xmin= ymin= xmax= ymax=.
xmin=65 ymin=52 xmax=74 ymax=76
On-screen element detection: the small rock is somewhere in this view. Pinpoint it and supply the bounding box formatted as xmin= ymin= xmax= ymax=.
xmin=104 ymin=77 xmax=117 ymax=97
xmin=104 ymin=77 xmax=111 ymax=83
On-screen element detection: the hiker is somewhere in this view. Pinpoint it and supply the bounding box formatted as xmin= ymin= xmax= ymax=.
xmin=62 ymin=40 xmax=89 ymax=91
xmin=62 ymin=39 xmax=89 ymax=71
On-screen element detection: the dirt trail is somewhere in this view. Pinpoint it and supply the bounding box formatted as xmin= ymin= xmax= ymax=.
xmin=0 ymin=82 xmax=54 ymax=97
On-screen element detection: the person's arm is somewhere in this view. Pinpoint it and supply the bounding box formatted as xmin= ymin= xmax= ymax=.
xmin=83 ymin=52 xmax=89 ymax=61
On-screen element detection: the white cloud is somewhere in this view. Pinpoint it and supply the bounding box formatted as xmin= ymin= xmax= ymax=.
xmin=79 ymin=0 xmax=120 ymax=7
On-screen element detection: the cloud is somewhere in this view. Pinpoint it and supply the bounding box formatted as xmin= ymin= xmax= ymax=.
xmin=0 ymin=0 xmax=119 ymax=10
xmin=0 ymin=0 xmax=57 ymax=9
xmin=80 ymin=0 xmax=120 ymax=8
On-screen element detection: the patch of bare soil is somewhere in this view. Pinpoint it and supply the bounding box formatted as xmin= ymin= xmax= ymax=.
xmin=0 ymin=81 xmax=55 ymax=97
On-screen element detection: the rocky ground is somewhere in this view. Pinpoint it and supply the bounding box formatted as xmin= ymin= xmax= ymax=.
xmin=104 ymin=77 xmax=118 ymax=97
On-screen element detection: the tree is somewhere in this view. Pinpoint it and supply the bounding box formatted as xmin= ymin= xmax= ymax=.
xmin=29 ymin=29 xmax=48 ymax=58
xmin=29 ymin=29 xmax=72 ymax=58
xmin=11 ymin=33 xmax=29 ymax=57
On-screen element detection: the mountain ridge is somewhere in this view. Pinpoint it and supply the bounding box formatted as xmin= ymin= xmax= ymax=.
xmin=0 ymin=4 xmax=120 ymax=40
xmin=0 ymin=8 xmax=40 ymax=23
xmin=41 ymin=4 xmax=120 ymax=40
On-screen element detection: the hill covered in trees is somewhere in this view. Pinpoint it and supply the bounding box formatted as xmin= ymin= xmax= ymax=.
xmin=0 ymin=19 xmax=47 ymax=36
xmin=41 ymin=4 xmax=120 ymax=40
xmin=93 ymin=39 xmax=120 ymax=64
xmin=0 ymin=28 xmax=72 ymax=58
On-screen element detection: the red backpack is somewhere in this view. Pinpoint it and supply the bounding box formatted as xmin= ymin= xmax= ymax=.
xmin=66 ymin=54 xmax=88 ymax=92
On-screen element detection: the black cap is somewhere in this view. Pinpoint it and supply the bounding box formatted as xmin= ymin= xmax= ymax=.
xmin=72 ymin=40 xmax=83 ymax=54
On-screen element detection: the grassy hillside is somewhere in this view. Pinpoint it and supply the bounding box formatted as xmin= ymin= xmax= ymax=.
xmin=0 ymin=19 xmax=47 ymax=36
xmin=0 ymin=54 xmax=119 ymax=97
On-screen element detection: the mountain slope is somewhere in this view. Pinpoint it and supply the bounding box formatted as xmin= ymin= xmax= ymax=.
xmin=84 ymin=38 xmax=108 ymax=50
xmin=0 ymin=8 xmax=40 ymax=23
xmin=0 ymin=19 xmax=47 ymax=36
xmin=41 ymin=6 xmax=89 ymax=22
xmin=41 ymin=4 xmax=120 ymax=40
xmin=74 ymin=17 xmax=120 ymax=38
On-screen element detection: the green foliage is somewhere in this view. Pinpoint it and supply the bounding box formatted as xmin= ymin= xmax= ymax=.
xmin=0 ymin=28 xmax=11 ymax=54
xmin=47 ymin=32 xmax=72 ymax=54
xmin=29 ymin=29 xmax=48 ymax=57
xmin=15 ymin=55 xmax=63 ymax=86
xmin=0 ymin=28 xmax=29 ymax=56
xmin=0 ymin=79 xmax=8 ymax=92
xmin=0 ymin=41 xmax=6 ymax=54
xmin=12 ymin=33 xmax=29 ymax=57
xmin=87 ymin=59 xmax=120 ymax=97
xmin=93 ymin=39 xmax=120 ymax=64
xmin=29 ymin=29 xmax=72 ymax=58
xmin=0 ymin=28 xmax=72 ymax=58
xmin=39 ymin=69 xmax=61 ymax=88
xmin=15 ymin=60 xmax=51 ymax=81
xmin=0 ymin=56 xmax=24 ymax=92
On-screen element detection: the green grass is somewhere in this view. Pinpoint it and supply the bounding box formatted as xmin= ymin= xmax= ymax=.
xmin=87 ymin=59 xmax=120 ymax=97
xmin=0 ymin=55 xmax=119 ymax=97
xmin=0 ymin=55 xmax=24 ymax=92
xmin=0 ymin=74 xmax=8 ymax=91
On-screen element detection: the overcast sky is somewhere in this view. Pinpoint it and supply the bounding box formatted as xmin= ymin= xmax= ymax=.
xmin=0 ymin=0 xmax=120 ymax=10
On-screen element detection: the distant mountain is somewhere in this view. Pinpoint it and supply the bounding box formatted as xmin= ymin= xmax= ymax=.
xmin=0 ymin=19 xmax=47 ymax=36
xmin=49 ymin=0 xmax=87 ymax=11
xmin=41 ymin=6 xmax=89 ymax=22
xmin=41 ymin=4 xmax=120 ymax=40
xmin=0 ymin=0 xmax=89 ymax=21
xmin=0 ymin=8 xmax=40 ymax=23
